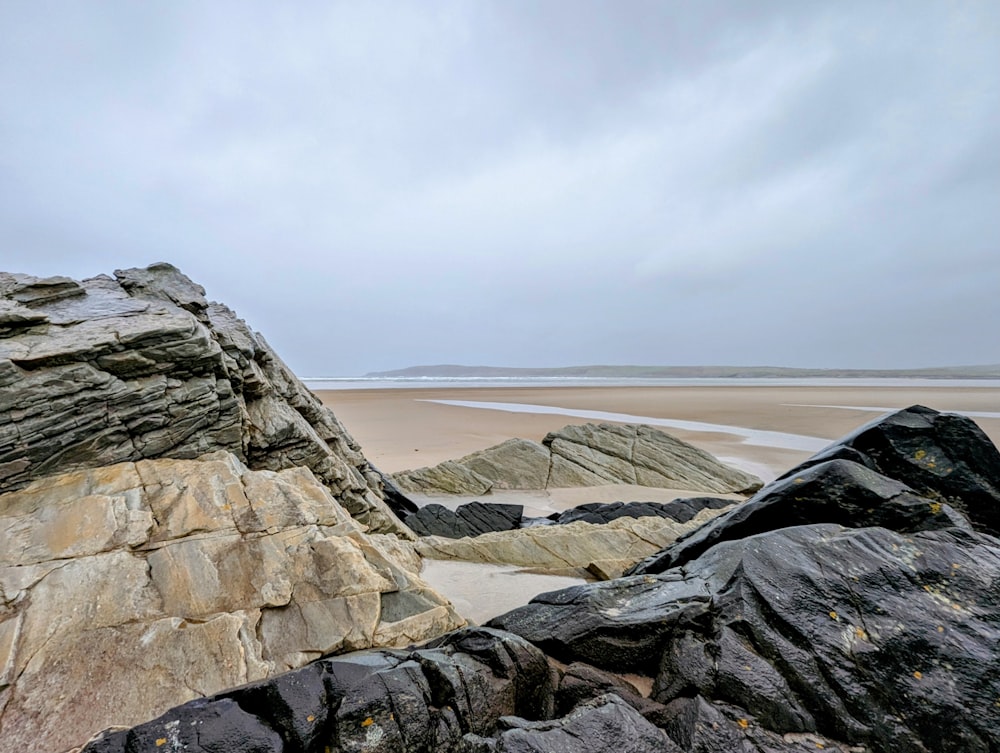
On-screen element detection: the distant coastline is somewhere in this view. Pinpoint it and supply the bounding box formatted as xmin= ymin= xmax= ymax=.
xmin=361 ymin=363 xmax=1000 ymax=380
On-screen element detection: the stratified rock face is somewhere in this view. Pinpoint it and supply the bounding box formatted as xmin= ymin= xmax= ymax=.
xmin=0 ymin=264 xmax=409 ymax=535
xmin=0 ymin=453 xmax=464 ymax=753
xmin=550 ymin=497 xmax=734 ymax=526
xmin=393 ymin=423 xmax=762 ymax=496
xmin=80 ymin=627 xmax=554 ymax=753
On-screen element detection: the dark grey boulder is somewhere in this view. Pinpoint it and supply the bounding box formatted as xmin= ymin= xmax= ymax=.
xmin=406 ymin=501 xmax=524 ymax=538
xmin=81 ymin=627 xmax=553 ymax=753
xmin=628 ymin=457 xmax=965 ymax=574
xmin=783 ymin=404 xmax=1000 ymax=536
xmin=555 ymin=662 xmax=672 ymax=727
xmin=490 ymin=523 xmax=1000 ymax=753
xmin=551 ymin=497 xmax=733 ymax=526
xmin=459 ymin=694 xmax=680 ymax=753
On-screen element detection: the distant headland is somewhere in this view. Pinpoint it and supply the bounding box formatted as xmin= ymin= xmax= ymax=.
xmin=365 ymin=363 xmax=1000 ymax=379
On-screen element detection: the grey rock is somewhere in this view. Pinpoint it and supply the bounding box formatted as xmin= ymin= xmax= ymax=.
xmin=406 ymin=501 xmax=524 ymax=538
xmin=0 ymin=263 xmax=410 ymax=535
xmin=490 ymin=524 xmax=1000 ymax=752
xmin=393 ymin=424 xmax=762 ymax=496
xmin=628 ymin=457 xmax=966 ymax=575
xmin=81 ymin=627 xmax=554 ymax=753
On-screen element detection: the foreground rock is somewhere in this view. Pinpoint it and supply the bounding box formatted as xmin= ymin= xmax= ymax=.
xmin=491 ymin=523 xmax=1000 ymax=752
xmin=0 ymin=453 xmax=463 ymax=753
xmin=79 ymin=627 xmax=556 ymax=753
xmin=63 ymin=406 xmax=1000 ymax=753
xmin=393 ymin=423 xmax=762 ymax=496
xmin=0 ymin=264 xmax=412 ymax=534
xmin=490 ymin=407 xmax=1000 ymax=752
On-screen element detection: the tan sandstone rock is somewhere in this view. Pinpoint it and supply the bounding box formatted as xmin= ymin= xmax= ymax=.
xmin=0 ymin=452 xmax=464 ymax=753
xmin=412 ymin=506 xmax=730 ymax=571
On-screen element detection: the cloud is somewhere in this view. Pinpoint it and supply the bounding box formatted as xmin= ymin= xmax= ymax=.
xmin=1 ymin=0 xmax=997 ymax=373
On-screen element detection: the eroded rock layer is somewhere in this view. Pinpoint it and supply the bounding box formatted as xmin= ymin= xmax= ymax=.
xmin=0 ymin=264 xmax=409 ymax=535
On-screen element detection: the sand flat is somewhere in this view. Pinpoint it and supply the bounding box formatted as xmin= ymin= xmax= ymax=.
xmin=317 ymin=384 xmax=1000 ymax=481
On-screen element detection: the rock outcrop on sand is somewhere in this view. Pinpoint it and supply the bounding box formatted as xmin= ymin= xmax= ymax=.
xmin=5 ymin=266 xmax=1000 ymax=753
xmin=62 ymin=406 xmax=1000 ymax=753
xmin=490 ymin=406 xmax=1000 ymax=752
xmin=0 ymin=264 xmax=411 ymax=535
xmin=405 ymin=500 xmax=524 ymax=538
xmin=412 ymin=507 xmax=731 ymax=576
xmin=392 ymin=423 xmax=763 ymax=496
xmin=0 ymin=452 xmax=464 ymax=752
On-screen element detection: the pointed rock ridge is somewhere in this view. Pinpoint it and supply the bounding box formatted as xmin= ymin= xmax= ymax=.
xmin=0 ymin=263 xmax=412 ymax=535
xmin=392 ymin=423 xmax=763 ymax=496
xmin=628 ymin=405 xmax=1000 ymax=575
xmin=0 ymin=453 xmax=464 ymax=753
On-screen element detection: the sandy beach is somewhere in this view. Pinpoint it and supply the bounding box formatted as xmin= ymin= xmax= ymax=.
xmin=316 ymin=383 xmax=1000 ymax=621
xmin=318 ymin=383 xmax=1000 ymax=484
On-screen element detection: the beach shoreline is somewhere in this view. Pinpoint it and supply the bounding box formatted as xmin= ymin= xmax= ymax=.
xmin=316 ymin=383 xmax=1000 ymax=483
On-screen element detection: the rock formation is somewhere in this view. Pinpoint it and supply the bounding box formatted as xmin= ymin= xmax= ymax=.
xmin=0 ymin=453 xmax=464 ymax=752
xmin=412 ymin=507 xmax=728 ymax=574
xmin=68 ymin=405 xmax=1000 ymax=753
xmin=0 ymin=264 xmax=412 ymax=535
xmin=405 ymin=500 xmax=524 ymax=538
xmin=392 ymin=423 xmax=763 ymax=496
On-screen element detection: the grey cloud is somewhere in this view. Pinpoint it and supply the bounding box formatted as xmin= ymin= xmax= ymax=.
xmin=1 ymin=0 xmax=998 ymax=374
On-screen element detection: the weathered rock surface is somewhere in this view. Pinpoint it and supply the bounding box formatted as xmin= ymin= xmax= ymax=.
xmin=491 ymin=523 xmax=1000 ymax=752
xmin=629 ymin=405 xmax=1000 ymax=575
xmin=0 ymin=453 xmax=463 ymax=753
xmin=491 ymin=408 xmax=1000 ymax=752
xmin=0 ymin=264 xmax=412 ymax=535
xmin=413 ymin=507 xmax=729 ymax=572
xmin=60 ymin=406 xmax=1000 ymax=753
xmin=406 ymin=501 xmax=524 ymax=538
xmin=780 ymin=403 xmax=1000 ymax=536
xmin=80 ymin=627 xmax=554 ymax=753
xmin=392 ymin=423 xmax=763 ymax=496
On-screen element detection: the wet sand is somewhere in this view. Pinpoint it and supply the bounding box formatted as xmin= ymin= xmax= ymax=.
xmin=317 ymin=383 xmax=1000 ymax=481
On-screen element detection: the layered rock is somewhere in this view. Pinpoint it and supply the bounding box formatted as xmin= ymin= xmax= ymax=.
xmin=0 ymin=264 xmax=411 ymax=535
xmin=0 ymin=453 xmax=463 ymax=753
xmin=413 ymin=506 xmax=729 ymax=574
xmin=548 ymin=497 xmax=734 ymax=526
xmin=392 ymin=423 xmax=763 ymax=496
xmin=491 ymin=524 xmax=1000 ymax=752
xmin=405 ymin=501 xmax=524 ymax=538
xmin=65 ymin=406 xmax=1000 ymax=753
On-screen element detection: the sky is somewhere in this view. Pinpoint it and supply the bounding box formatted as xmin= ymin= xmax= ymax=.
xmin=1 ymin=1 xmax=998 ymax=376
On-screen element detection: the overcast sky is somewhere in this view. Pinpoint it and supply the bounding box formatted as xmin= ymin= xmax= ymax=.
xmin=2 ymin=1 xmax=998 ymax=375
